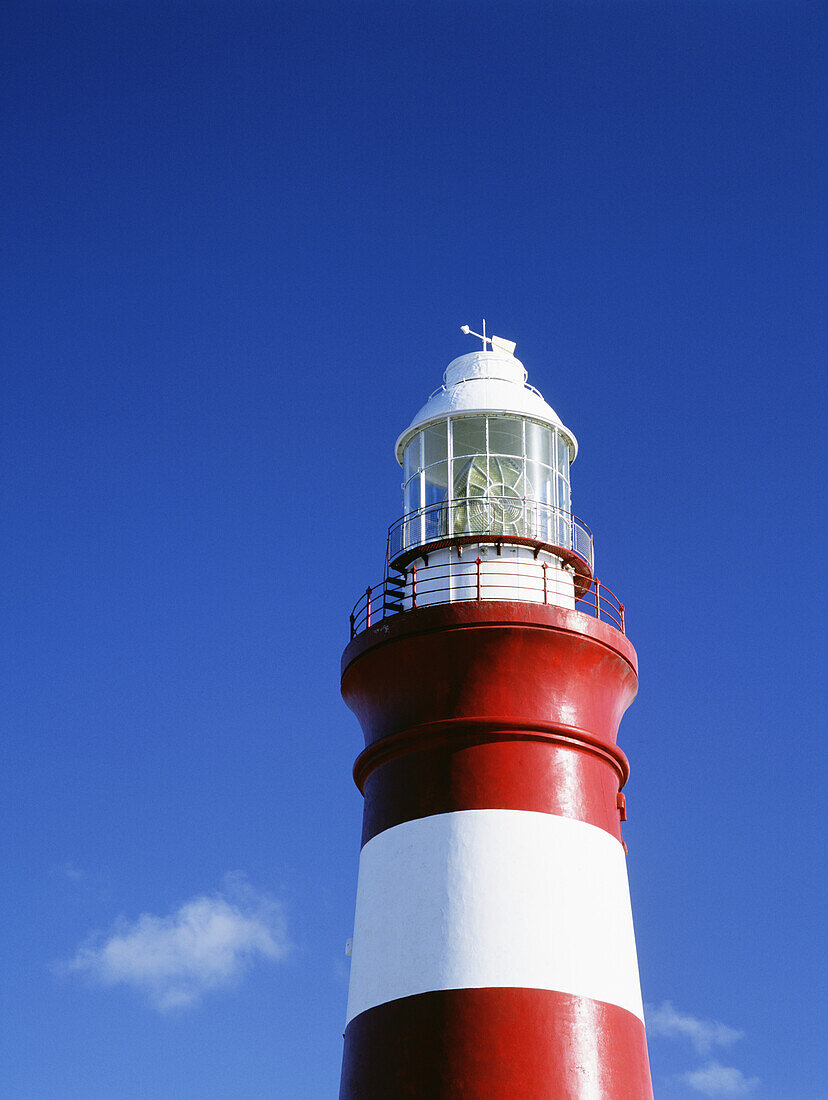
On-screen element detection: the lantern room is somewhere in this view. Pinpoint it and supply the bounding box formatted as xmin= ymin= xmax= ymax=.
xmin=390 ymin=347 xmax=592 ymax=577
xmin=348 ymin=332 xmax=628 ymax=637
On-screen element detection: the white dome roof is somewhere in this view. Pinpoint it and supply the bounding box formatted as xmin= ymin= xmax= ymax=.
xmin=394 ymin=350 xmax=577 ymax=464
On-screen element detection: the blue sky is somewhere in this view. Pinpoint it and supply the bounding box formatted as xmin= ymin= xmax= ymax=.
xmin=2 ymin=2 xmax=825 ymax=1097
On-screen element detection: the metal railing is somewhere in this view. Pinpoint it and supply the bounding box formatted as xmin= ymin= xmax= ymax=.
xmin=349 ymin=557 xmax=625 ymax=639
xmin=387 ymin=496 xmax=594 ymax=571
xmin=425 ymin=379 xmax=542 ymax=400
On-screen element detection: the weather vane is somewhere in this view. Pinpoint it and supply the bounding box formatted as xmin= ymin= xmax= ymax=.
xmin=461 ymin=320 xmax=516 ymax=356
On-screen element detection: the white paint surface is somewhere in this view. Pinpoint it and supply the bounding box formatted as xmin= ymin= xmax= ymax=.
xmin=345 ymin=809 xmax=644 ymax=1025
xmin=395 ymin=351 xmax=578 ymax=462
xmin=409 ymin=544 xmax=576 ymax=610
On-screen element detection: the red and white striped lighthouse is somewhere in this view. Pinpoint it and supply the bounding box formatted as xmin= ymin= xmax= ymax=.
xmin=340 ymin=329 xmax=653 ymax=1098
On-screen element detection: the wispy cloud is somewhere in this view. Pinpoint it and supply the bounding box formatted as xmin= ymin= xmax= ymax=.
xmin=54 ymin=860 xmax=85 ymax=881
xmin=646 ymin=1001 xmax=743 ymax=1055
xmin=64 ymin=875 xmax=289 ymax=1011
xmin=678 ymin=1061 xmax=760 ymax=1097
xmin=647 ymin=1001 xmax=759 ymax=1096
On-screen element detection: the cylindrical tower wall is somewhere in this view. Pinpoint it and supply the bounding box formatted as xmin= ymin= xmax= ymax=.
xmin=340 ymin=603 xmax=652 ymax=1099
xmin=401 ymin=544 xmax=576 ymax=610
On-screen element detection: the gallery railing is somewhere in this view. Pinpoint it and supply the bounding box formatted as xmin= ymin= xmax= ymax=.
xmin=349 ymin=558 xmax=624 ymax=639
xmin=387 ymin=496 xmax=594 ymax=571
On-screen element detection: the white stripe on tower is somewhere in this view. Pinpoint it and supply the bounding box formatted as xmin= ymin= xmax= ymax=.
xmin=345 ymin=808 xmax=644 ymax=1026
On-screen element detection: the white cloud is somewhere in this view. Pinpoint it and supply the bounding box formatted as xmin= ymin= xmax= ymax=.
xmin=65 ymin=875 xmax=289 ymax=1011
xmin=679 ymin=1061 xmax=760 ymax=1097
xmin=646 ymin=1001 xmax=743 ymax=1055
xmin=54 ymin=860 xmax=85 ymax=881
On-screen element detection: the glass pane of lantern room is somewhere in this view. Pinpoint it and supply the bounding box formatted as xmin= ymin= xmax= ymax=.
xmin=487 ymin=417 xmax=524 ymax=457
xmin=522 ymin=462 xmax=544 ymax=539
xmin=526 ymin=460 xmax=551 ymax=508
xmin=423 ymin=422 xmax=447 ymax=466
xmin=424 ymin=461 xmax=448 ymax=539
xmin=555 ymin=433 xmax=571 ymax=476
xmin=486 ymin=454 xmax=525 ymax=495
xmin=452 ymin=455 xmax=483 ymax=503
xmin=526 ymin=421 xmax=553 ymax=468
xmin=557 ymin=472 xmax=571 ymax=514
xmin=451 ymin=416 xmax=487 ymax=457
xmin=556 ymin=474 xmax=572 ymax=548
xmin=404 ymin=434 xmax=422 ymax=483
xmin=405 ymin=475 xmax=421 ymax=515
xmin=424 ymin=461 xmax=448 ymax=503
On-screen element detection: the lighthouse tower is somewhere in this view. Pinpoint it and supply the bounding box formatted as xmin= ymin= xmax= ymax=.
xmin=340 ymin=330 xmax=653 ymax=1098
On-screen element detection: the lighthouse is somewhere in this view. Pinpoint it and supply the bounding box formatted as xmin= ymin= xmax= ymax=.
xmin=339 ymin=329 xmax=653 ymax=1098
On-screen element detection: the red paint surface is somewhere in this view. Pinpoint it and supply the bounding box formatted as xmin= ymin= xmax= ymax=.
xmin=342 ymin=603 xmax=638 ymax=756
xmin=340 ymin=987 xmax=653 ymax=1099
xmin=359 ymin=732 xmax=626 ymax=844
xmin=342 ymin=601 xmax=638 ymax=679
xmin=343 ymin=603 xmax=638 ymax=846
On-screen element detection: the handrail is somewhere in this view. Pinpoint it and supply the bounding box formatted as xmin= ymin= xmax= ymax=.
xmin=387 ymin=497 xmax=594 ymax=571
xmin=349 ymin=558 xmax=625 ymax=640
xmin=415 ymin=379 xmax=558 ymax=415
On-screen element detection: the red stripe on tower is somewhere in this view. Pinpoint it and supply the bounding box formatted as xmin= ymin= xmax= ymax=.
xmin=340 ymin=331 xmax=653 ymax=1098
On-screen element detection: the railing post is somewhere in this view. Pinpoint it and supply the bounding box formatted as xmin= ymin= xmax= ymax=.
xmin=366 ymin=586 xmax=372 ymax=628
xmin=542 ymin=560 xmax=548 ymax=604
xmin=411 ymin=565 xmax=417 ymax=608
xmin=476 ymin=557 xmax=482 ymax=601
xmin=620 ymin=602 xmax=625 ymax=634
xmin=349 ymin=612 xmax=355 ymax=640
xmin=594 ymin=578 xmax=601 ymax=623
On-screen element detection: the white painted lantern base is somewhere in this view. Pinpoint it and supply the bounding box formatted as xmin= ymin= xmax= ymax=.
xmin=401 ymin=544 xmax=576 ymax=611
